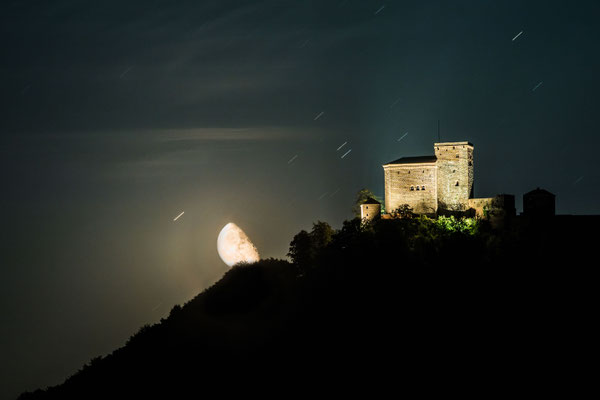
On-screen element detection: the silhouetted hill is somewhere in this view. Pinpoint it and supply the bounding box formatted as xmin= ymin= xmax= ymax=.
xmin=19 ymin=216 xmax=595 ymax=398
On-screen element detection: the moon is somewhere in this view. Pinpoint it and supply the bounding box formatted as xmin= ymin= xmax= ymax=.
xmin=217 ymin=222 xmax=260 ymax=267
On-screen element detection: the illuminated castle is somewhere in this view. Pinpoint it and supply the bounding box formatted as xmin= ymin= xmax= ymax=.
xmin=381 ymin=141 xmax=514 ymax=218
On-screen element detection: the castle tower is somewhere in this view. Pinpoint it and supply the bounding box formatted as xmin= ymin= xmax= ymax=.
xmin=434 ymin=142 xmax=474 ymax=211
xmin=360 ymin=197 xmax=381 ymax=222
xmin=523 ymin=188 xmax=555 ymax=218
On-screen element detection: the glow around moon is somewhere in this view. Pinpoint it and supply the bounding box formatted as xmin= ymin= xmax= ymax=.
xmin=217 ymin=223 xmax=260 ymax=267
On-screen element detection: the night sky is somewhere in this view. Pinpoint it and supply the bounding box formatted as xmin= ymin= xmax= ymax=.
xmin=1 ymin=0 xmax=599 ymax=397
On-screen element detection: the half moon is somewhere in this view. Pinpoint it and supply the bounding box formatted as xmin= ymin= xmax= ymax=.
xmin=217 ymin=222 xmax=260 ymax=267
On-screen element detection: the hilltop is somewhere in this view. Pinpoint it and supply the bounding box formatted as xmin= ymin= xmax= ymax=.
xmin=19 ymin=216 xmax=594 ymax=398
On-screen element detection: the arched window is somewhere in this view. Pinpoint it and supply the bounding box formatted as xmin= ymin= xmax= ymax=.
xmin=455 ymin=181 xmax=459 ymax=186
xmin=416 ymin=186 xmax=420 ymax=191
xmin=422 ymin=186 xmax=425 ymax=190
xmin=410 ymin=186 xmax=414 ymax=191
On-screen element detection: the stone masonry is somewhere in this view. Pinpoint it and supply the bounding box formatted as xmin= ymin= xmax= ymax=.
xmin=383 ymin=141 xmax=477 ymax=215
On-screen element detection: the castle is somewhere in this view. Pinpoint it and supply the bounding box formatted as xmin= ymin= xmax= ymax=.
xmin=360 ymin=141 xmax=515 ymax=220
xmin=383 ymin=141 xmax=474 ymax=215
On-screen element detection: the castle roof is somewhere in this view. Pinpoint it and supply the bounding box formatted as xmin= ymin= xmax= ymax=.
xmin=524 ymin=188 xmax=555 ymax=198
xmin=361 ymin=197 xmax=381 ymax=205
xmin=383 ymin=155 xmax=437 ymax=166
xmin=434 ymin=141 xmax=473 ymax=147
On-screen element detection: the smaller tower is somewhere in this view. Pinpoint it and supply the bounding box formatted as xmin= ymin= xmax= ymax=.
xmin=360 ymin=197 xmax=381 ymax=222
xmin=523 ymin=188 xmax=555 ymax=218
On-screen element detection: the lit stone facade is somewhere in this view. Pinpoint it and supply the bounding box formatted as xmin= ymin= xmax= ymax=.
xmin=434 ymin=142 xmax=474 ymax=210
xmin=468 ymin=195 xmax=515 ymax=221
xmin=383 ymin=159 xmax=438 ymax=214
xmin=383 ymin=141 xmax=475 ymax=215
xmin=360 ymin=200 xmax=381 ymax=221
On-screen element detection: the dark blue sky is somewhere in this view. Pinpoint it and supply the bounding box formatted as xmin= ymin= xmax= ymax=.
xmin=1 ymin=1 xmax=599 ymax=397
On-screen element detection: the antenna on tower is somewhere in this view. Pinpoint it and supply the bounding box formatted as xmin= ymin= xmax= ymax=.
xmin=437 ymin=119 xmax=441 ymax=142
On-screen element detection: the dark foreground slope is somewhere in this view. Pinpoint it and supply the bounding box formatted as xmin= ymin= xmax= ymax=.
xmin=19 ymin=216 xmax=595 ymax=398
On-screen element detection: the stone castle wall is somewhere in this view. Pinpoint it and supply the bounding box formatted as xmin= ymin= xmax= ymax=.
xmin=360 ymin=203 xmax=381 ymax=221
xmin=468 ymin=198 xmax=494 ymax=218
xmin=383 ymin=163 xmax=438 ymax=214
xmin=434 ymin=142 xmax=473 ymax=210
xmin=468 ymin=194 xmax=516 ymax=227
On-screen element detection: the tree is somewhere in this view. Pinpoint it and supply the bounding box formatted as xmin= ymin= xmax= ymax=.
xmin=434 ymin=215 xmax=480 ymax=235
xmin=287 ymin=221 xmax=336 ymax=270
xmin=352 ymin=188 xmax=383 ymax=218
xmin=287 ymin=230 xmax=313 ymax=267
xmin=389 ymin=204 xmax=414 ymax=219
xmin=310 ymin=220 xmax=335 ymax=249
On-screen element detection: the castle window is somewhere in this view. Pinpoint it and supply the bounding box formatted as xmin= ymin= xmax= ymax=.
xmin=455 ymin=181 xmax=459 ymax=186
xmin=456 ymin=154 xmax=459 ymax=158
xmin=453 ymin=146 xmax=455 ymax=149
xmin=410 ymin=186 xmax=414 ymax=191
xmin=468 ymin=161 xmax=472 ymax=166
xmin=422 ymin=186 xmax=425 ymax=190
xmin=366 ymin=206 xmax=368 ymax=209
xmin=416 ymin=186 xmax=420 ymax=190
